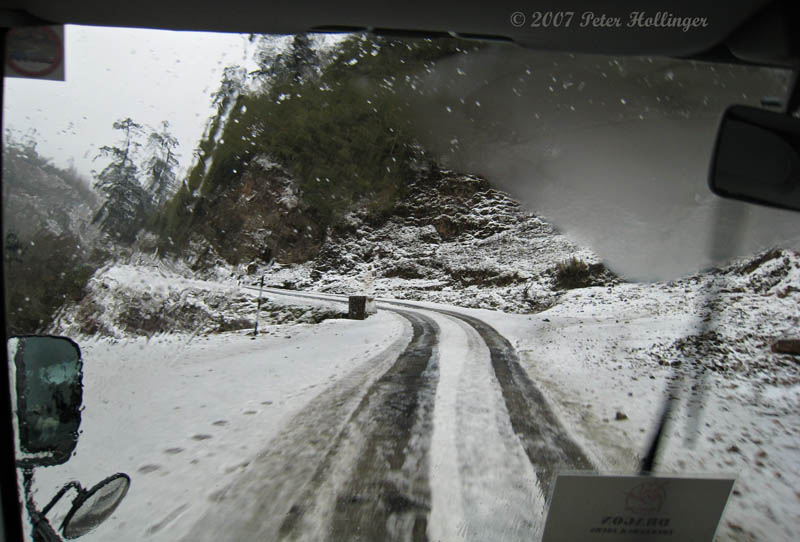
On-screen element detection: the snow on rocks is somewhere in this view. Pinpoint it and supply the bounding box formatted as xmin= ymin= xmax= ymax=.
xmin=51 ymin=261 xmax=345 ymax=339
xmin=308 ymin=170 xmax=616 ymax=313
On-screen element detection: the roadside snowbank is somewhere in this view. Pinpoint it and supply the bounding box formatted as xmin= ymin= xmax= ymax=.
xmin=52 ymin=262 xmax=346 ymax=338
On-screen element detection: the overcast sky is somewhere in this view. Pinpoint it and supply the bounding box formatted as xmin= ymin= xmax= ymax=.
xmin=3 ymin=25 xmax=257 ymax=179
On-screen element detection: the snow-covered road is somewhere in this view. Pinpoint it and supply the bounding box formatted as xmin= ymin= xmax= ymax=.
xmin=26 ymin=288 xmax=593 ymax=541
xmin=23 ymin=279 xmax=800 ymax=541
xmin=175 ymin=290 xmax=593 ymax=541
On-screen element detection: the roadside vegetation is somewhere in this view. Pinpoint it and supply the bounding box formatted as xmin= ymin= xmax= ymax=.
xmin=4 ymin=230 xmax=103 ymax=334
xmin=2 ymin=136 xmax=106 ymax=333
xmin=154 ymin=34 xmax=481 ymax=252
xmin=552 ymin=256 xmax=616 ymax=290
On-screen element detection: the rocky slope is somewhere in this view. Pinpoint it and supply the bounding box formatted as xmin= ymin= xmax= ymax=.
xmin=263 ymin=168 xmax=617 ymax=312
xmin=178 ymin=156 xmax=328 ymax=268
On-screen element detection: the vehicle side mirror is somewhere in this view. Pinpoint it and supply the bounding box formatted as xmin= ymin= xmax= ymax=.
xmin=709 ymin=105 xmax=800 ymax=211
xmin=8 ymin=336 xmax=83 ymax=468
xmin=61 ymin=474 xmax=130 ymax=539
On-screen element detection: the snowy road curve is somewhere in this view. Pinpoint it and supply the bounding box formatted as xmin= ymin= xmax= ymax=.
xmin=183 ymin=289 xmax=594 ymax=541
xmin=388 ymin=301 xmax=594 ymax=496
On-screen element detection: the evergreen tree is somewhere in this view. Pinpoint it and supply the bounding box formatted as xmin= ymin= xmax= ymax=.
xmin=286 ymin=33 xmax=318 ymax=83
xmin=92 ymin=118 xmax=151 ymax=243
xmin=143 ymin=121 xmax=180 ymax=207
xmin=211 ymin=65 xmax=247 ymax=115
xmin=252 ymin=33 xmax=319 ymax=85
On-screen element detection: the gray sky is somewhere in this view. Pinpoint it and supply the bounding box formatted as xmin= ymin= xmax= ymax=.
xmin=3 ymin=25 xmax=256 ymax=179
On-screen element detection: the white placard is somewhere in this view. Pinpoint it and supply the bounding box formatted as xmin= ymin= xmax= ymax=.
xmin=542 ymin=473 xmax=735 ymax=541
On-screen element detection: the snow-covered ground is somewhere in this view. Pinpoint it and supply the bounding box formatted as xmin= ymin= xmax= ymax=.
xmin=51 ymin=260 xmax=348 ymax=338
xmin=21 ymin=246 xmax=800 ymax=541
xmin=488 ymin=310 xmax=800 ymax=542
xmin=387 ymin=250 xmax=800 ymax=541
xmin=25 ymin=308 xmax=405 ymax=541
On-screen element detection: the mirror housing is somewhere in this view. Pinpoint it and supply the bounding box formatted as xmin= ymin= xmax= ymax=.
xmin=61 ymin=474 xmax=130 ymax=539
xmin=8 ymin=336 xmax=83 ymax=468
xmin=709 ymin=105 xmax=800 ymax=211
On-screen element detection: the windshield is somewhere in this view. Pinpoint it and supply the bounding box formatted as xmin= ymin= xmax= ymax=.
xmin=3 ymin=26 xmax=799 ymax=541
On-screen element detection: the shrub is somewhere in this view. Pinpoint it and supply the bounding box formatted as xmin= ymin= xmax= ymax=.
xmin=553 ymin=257 xmax=593 ymax=290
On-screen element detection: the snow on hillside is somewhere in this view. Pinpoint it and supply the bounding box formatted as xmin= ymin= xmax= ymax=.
xmin=2 ymin=146 xmax=98 ymax=241
xmin=51 ymin=258 xmax=346 ymax=339
xmin=252 ymin=172 xmax=616 ymax=313
xmin=52 ymin=171 xmax=622 ymax=340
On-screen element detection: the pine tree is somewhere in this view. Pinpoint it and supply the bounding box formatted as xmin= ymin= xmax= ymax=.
xmin=286 ymin=33 xmax=318 ymax=83
xmin=143 ymin=121 xmax=180 ymax=207
xmin=251 ymin=33 xmax=319 ymax=85
xmin=92 ymin=118 xmax=152 ymax=243
xmin=211 ymin=65 xmax=247 ymax=115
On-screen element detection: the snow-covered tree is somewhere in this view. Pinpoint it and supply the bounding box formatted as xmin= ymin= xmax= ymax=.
xmin=143 ymin=121 xmax=180 ymax=207
xmin=211 ymin=65 xmax=247 ymax=115
xmin=92 ymin=118 xmax=151 ymax=243
xmin=286 ymin=33 xmax=319 ymax=83
xmin=251 ymin=33 xmax=319 ymax=85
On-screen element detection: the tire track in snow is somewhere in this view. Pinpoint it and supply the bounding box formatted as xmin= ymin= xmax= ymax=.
xmin=385 ymin=301 xmax=594 ymax=497
xmin=262 ymin=288 xmax=594 ymax=495
xmin=277 ymin=309 xmax=439 ymax=542
xmin=186 ymin=286 xmax=440 ymax=542
xmin=428 ymin=313 xmax=544 ymax=542
xmin=179 ymin=311 xmax=413 ymax=542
